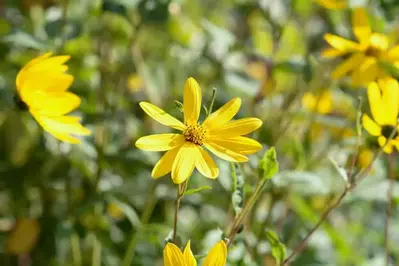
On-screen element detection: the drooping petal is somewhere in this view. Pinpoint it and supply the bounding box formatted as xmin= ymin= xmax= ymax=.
xmin=204 ymin=141 xmax=248 ymax=162
xmin=351 ymin=57 xmax=378 ymax=87
xmin=362 ymin=114 xmax=381 ymax=136
xmin=203 ymin=98 xmax=241 ymax=130
xmin=332 ymin=53 xmax=365 ymax=79
xmin=379 ymin=78 xmax=399 ymax=125
xmin=378 ymin=136 xmax=393 ymax=154
xmin=352 ymin=8 xmax=371 ymax=44
xmin=31 ymin=111 xmax=91 ymax=144
xmin=25 ymin=91 xmax=81 ymax=116
xmin=163 ymin=243 xmax=185 ymax=266
xmin=195 ymin=146 xmax=219 ymax=179
xmin=140 ymin=102 xmax=186 ymax=131
xmin=151 ymin=146 xmax=182 ymax=179
xmin=210 ymin=118 xmax=262 ymax=137
xmin=367 ymin=82 xmax=385 ymax=125
xmin=321 ymin=48 xmax=347 ymax=58
xmin=208 ymin=136 xmax=262 ymax=155
xmin=202 ymin=240 xmax=227 ymax=266
xmin=171 ymin=142 xmax=196 ymax=184
xmin=183 ymin=240 xmax=198 ymax=266
xmin=135 ymin=134 xmax=185 ymax=151
xmin=184 ymin=77 xmax=202 ymax=126
xmin=324 ymin=33 xmax=360 ymax=52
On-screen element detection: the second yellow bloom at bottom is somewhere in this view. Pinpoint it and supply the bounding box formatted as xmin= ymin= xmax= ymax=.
xmin=164 ymin=240 xmax=227 ymax=266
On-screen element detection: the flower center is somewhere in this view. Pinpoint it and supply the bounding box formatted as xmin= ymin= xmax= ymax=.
xmin=381 ymin=125 xmax=398 ymax=139
xmin=365 ymin=45 xmax=382 ymax=58
xmin=183 ymin=125 xmax=207 ymax=145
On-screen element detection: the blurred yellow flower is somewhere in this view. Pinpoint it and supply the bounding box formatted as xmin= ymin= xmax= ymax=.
xmin=107 ymin=202 xmax=124 ymax=220
xmin=164 ymin=240 xmax=227 ymax=266
xmin=16 ymin=52 xmax=91 ymax=143
xmin=302 ymin=91 xmax=333 ymax=114
xmin=322 ymin=8 xmax=399 ymax=86
xmin=127 ymin=73 xmax=144 ymax=93
xmin=362 ymin=78 xmax=399 ymax=153
xmin=357 ymin=148 xmax=374 ymax=169
xmin=7 ymin=218 xmax=40 ymax=254
xmin=135 ymin=77 xmax=263 ymax=184
xmin=314 ymin=0 xmax=347 ymax=9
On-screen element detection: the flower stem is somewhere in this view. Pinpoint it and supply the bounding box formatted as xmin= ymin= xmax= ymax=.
xmin=385 ymin=153 xmax=395 ymax=266
xmin=173 ymin=180 xmax=188 ymax=243
xmin=207 ymin=88 xmax=217 ymax=117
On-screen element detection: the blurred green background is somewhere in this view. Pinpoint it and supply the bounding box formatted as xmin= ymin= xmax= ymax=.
xmin=0 ymin=0 xmax=399 ymax=265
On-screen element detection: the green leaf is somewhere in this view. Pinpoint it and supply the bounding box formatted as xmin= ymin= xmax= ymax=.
xmin=107 ymin=197 xmax=141 ymax=229
xmin=329 ymin=157 xmax=349 ymax=183
xmin=265 ymin=229 xmax=286 ymax=265
xmin=258 ymin=147 xmax=279 ymax=181
xmin=184 ymin=186 xmax=212 ymax=196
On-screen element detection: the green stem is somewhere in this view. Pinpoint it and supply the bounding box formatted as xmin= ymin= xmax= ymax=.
xmin=70 ymin=233 xmax=82 ymax=266
xmin=172 ymin=181 xmax=188 ymax=243
xmin=92 ymin=235 xmax=101 ymax=266
xmin=207 ymin=88 xmax=217 ymax=117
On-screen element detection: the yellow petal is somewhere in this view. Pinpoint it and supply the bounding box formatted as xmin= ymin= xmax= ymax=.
xmin=352 ymin=8 xmax=371 ymax=44
xmin=184 ymin=77 xmax=202 ymax=126
xmin=202 ymin=240 xmax=227 ymax=266
xmin=172 ymin=142 xmax=196 ymax=184
xmin=164 ymin=243 xmax=185 ymax=266
xmin=332 ymin=53 xmax=365 ymax=79
xmin=362 ymin=114 xmax=381 ymax=136
xmin=31 ymin=112 xmax=91 ymax=144
xmin=386 ymin=45 xmax=399 ymax=61
xmin=321 ymin=48 xmax=346 ymax=58
xmin=351 ymin=57 xmax=378 ymax=87
xmin=208 ymin=136 xmax=262 ymax=155
xmin=203 ymin=98 xmax=241 ymax=130
xmin=26 ymin=91 xmax=81 ymax=116
xmin=16 ymin=52 xmax=53 ymax=90
xmin=379 ymin=78 xmax=399 ymax=125
xmin=204 ymin=141 xmax=248 ymax=162
xmin=378 ymin=136 xmax=393 ymax=154
xmin=183 ymin=240 xmax=198 ymax=266
xmin=140 ymin=102 xmax=186 ymax=131
xmin=152 ymin=146 xmax=182 ymax=179
xmin=314 ymin=0 xmax=347 ymax=9
xmin=210 ymin=118 xmax=263 ymax=137
xmin=369 ymin=33 xmax=389 ymax=52
xmin=135 ymin=134 xmax=185 ymax=151
xmin=195 ymin=146 xmax=219 ymax=179
xmin=324 ymin=33 xmax=360 ymax=52
xmin=367 ymin=82 xmax=385 ymax=125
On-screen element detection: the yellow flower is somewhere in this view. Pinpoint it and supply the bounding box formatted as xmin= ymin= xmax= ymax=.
xmin=135 ymin=77 xmax=263 ymax=184
xmin=314 ymin=0 xmax=347 ymax=9
xmin=16 ymin=52 xmax=91 ymax=143
xmin=362 ymin=78 xmax=399 ymax=153
xmin=357 ymin=148 xmax=374 ymax=170
xmin=164 ymin=240 xmax=227 ymax=266
xmin=322 ymin=8 xmax=399 ymax=86
xmin=302 ymin=91 xmax=333 ymax=114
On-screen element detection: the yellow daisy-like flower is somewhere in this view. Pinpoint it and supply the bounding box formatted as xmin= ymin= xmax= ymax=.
xmin=135 ymin=77 xmax=263 ymax=184
xmin=164 ymin=240 xmax=227 ymax=266
xmin=322 ymin=8 xmax=399 ymax=86
xmin=362 ymin=78 xmax=399 ymax=153
xmin=314 ymin=0 xmax=347 ymax=10
xmin=16 ymin=52 xmax=91 ymax=144
xmin=302 ymin=91 xmax=333 ymax=114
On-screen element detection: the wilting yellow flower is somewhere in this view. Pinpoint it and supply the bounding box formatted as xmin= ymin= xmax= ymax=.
xmin=135 ymin=77 xmax=262 ymax=184
xmin=362 ymin=78 xmax=399 ymax=153
xmin=302 ymin=91 xmax=333 ymax=114
xmin=164 ymin=240 xmax=227 ymax=266
xmin=322 ymin=8 xmax=399 ymax=86
xmin=16 ymin=52 xmax=91 ymax=143
xmin=314 ymin=0 xmax=347 ymax=9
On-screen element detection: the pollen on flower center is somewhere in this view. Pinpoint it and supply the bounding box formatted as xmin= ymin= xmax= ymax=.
xmin=381 ymin=125 xmax=398 ymax=139
xmin=183 ymin=125 xmax=207 ymax=145
xmin=365 ymin=45 xmax=382 ymax=57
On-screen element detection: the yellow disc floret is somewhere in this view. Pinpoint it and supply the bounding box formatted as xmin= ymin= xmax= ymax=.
xmin=183 ymin=124 xmax=207 ymax=145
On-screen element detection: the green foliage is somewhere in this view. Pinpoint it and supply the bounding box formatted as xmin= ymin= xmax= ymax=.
xmin=258 ymin=147 xmax=279 ymax=181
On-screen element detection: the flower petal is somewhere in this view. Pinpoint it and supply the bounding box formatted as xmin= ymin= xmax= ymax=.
xmin=386 ymin=45 xmax=399 ymax=61
xmin=321 ymin=48 xmax=347 ymax=58
xmin=140 ymin=102 xmax=186 ymax=131
xmin=203 ymin=98 xmax=241 ymax=130
xmin=378 ymin=136 xmax=393 ymax=154
xmin=379 ymin=78 xmax=399 ymax=125
xmin=195 ymin=146 xmax=219 ymax=179
xmin=152 ymin=146 xmax=182 ymax=179
xmin=351 ymin=57 xmax=378 ymax=87
xmin=209 ymin=136 xmax=262 ymax=155
xmin=352 ymin=8 xmax=371 ymax=44
xmin=135 ymin=134 xmax=185 ymax=151
xmin=183 ymin=240 xmax=197 ymax=266
xmin=25 ymin=91 xmax=81 ymax=116
xmin=210 ymin=118 xmax=262 ymax=137
xmin=332 ymin=53 xmax=365 ymax=79
xmin=362 ymin=114 xmax=381 ymax=136
xmin=367 ymin=82 xmax=385 ymax=125
xmin=163 ymin=243 xmax=185 ymax=266
xmin=172 ymin=142 xmax=196 ymax=184
xmin=184 ymin=77 xmax=202 ymax=126
xmin=202 ymin=240 xmax=227 ymax=266
xmin=324 ymin=33 xmax=360 ymax=52
xmin=204 ymin=141 xmax=248 ymax=162
xmin=16 ymin=52 xmax=53 ymax=90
